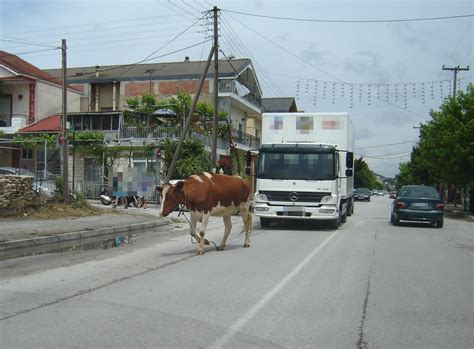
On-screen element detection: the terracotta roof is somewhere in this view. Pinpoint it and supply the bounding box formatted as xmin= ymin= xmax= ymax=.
xmin=19 ymin=114 xmax=61 ymax=133
xmin=0 ymin=51 xmax=63 ymax=87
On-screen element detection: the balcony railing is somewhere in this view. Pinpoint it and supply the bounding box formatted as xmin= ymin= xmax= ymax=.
xmin=119 ymin=126 xmax=260 ymax=149
xmin=0 ymin=114 xmax=28 ymax=133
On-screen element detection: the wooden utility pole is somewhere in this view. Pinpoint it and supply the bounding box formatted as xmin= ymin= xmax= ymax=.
xmin=61 ymin=39 xmax=69 ymax=203
xmin=165 ymin=46 xmax=215 ymax=183
xmin=442 ymin=65 xmax=470 ymax=96
xmin=211 ymin=5 xmax=219 ymax=173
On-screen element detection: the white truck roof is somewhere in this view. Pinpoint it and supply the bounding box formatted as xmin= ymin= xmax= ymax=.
xmin=262 ymin=112 xmax=354 ymax=152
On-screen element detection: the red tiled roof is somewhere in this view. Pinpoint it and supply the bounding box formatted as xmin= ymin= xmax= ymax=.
xmin=20 ymin=114 xmax=61 ymax=133
xmin=0 ymin=51 xmax=64 ymax=87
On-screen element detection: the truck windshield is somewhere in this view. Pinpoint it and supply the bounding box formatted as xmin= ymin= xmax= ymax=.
xmin=258 ymin=151 xmax=336 ymax=180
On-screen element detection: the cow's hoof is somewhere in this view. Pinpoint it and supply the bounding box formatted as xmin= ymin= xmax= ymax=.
xmin=243 ymin=243 xmax=250 ymax=248
xmin=197 ymin=250 xmax=205 ymax=256
xmin=217 ymin=246 xmax=225 ymax=251
xmin=204 ymin=239 xmax=210 ymax=246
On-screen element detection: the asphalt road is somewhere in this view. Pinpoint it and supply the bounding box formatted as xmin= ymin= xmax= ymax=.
xmin=0 ymin=196 xmax=472 ymax=348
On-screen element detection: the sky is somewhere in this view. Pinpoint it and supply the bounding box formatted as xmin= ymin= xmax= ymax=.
xmin=1 ymin=0 xmax=473 ymax=177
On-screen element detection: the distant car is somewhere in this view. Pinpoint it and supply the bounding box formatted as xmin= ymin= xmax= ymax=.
xmin=389 ymin=191 xmax=398 ymax=199
xmin=390 ymin=185 xmax=444 ymax=228
xmin=377 ymin=190 xmax=386 ymax=196
xmin=354 ymin=188 xmax=371 ymax=202
xmin=0 ymin=167 xmax=36 ymax=177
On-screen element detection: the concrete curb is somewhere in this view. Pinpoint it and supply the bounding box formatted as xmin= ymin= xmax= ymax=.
xmin=0 ymin=219 xmax=172 ymax=260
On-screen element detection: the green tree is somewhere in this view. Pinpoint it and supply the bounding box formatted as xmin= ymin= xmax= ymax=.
xmin=396 ymin=84 xmax=474 ymax=206
xmin=354 ymin=157 xmax=379 ymax=189
xmin=160 ymin=138 xmax=211 ymax=179
xmin=394 ymin=162 xmax=415 ymax=188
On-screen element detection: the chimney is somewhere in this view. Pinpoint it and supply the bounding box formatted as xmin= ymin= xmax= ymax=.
xmin=184 ymin=56 xmax=190 ymax=62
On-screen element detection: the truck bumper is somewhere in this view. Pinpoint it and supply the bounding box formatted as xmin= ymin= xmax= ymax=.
xmin=253 ymin=203 xmax=338 ymax=220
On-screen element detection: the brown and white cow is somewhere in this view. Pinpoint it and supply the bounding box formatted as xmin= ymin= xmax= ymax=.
xmin=156 ymin=172 xmax=252 ymax=255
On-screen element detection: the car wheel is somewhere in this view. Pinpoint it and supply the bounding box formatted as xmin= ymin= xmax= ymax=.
xmin=260 ymin=217 xmax=271 ymax=228
xmin=436 ymin=218 xmax=444 ymax=228
xmin=391 ymin=213 xmax=399 ymax=226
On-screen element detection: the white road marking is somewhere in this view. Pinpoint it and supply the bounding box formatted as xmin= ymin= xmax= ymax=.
xmin=209 ymin=230 xmax=338 ymax=348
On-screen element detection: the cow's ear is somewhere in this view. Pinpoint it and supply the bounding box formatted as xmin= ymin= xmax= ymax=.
xmin=156 ymin=185 xmax=163 ymax=193
xmin=176 ymin=181 xmax=184 ymax=192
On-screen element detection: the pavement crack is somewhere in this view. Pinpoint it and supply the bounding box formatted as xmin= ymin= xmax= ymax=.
xmin=0 ymin=254 xmax=195 ymax=322
xmin=357 ymin=272 xmax=371 ymax=349
xmin=357 ymin=231 xmax=377 ymax=349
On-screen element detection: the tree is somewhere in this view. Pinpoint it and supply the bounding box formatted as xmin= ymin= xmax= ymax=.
xmin=354 ymin=157 xmax=379 ymax=189
xmin=396 ymin=84 xmax=474 ymax=206
xmin=160 ymin=138 xmax=211 ymax=179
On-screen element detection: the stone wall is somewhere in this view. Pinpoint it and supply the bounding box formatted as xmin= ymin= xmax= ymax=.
xmin=0 ymin=175 xmax=36 ymax=209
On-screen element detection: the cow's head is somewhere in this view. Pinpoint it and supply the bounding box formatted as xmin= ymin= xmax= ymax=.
xmin=156 ymin=181 xmax=185 ymax=217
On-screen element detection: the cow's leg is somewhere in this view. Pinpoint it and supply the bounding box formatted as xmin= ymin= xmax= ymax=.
xmin=190 ymin=214 xmax=209 ymax=246
xmin=198 ymin=215 xmax=210 ymax=255
xmin=218 ymin=215 xmax=232 ymax=251
xmin=240 ymin=203 xmax=252 ymax=248
xmin=189 ymin=215 xmax=200 ymax=242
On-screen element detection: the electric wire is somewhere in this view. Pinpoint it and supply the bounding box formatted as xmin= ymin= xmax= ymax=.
xmin=222 ymin=9 xmax=474 ymax=23
xmin=355 ymin=141 xmax=416 ymax=150
xmin=225 ymin=12 xmax=432 ymax=120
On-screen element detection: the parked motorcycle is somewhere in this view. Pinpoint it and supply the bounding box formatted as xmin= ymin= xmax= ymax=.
xmin=99 ymin=185 xmax=141 ymax=208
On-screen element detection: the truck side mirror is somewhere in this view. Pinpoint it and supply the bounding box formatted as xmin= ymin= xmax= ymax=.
xmin=345 ymin=169 xmax=353 ymax=177
xmin=346 ymin=152 xmax=354 ymax=169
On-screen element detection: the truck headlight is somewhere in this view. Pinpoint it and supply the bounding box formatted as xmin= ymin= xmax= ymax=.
xmin=256 ymin=193 xmax=269 ymax=201
xmin=320 ymin=195 xmax=333 ymax=203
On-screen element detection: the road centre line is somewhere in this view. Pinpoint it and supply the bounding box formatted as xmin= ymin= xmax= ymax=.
xmin=209 ymin=230 xmax=339 ymax=348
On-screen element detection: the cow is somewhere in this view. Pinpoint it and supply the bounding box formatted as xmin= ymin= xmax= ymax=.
xmin=156 ymin=172 xmax=252 ymax=255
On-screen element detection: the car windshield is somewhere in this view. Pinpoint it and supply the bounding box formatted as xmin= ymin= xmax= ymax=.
xmin=258 ymin=151 xmax=336 ymax=180
xmin=400 ymin=186 xmax=440 ymax=198
xmin=355 ymin=188 xmax=371 ymax=194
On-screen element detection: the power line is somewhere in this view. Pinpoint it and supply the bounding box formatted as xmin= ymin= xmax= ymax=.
xmin=222 ymin=9 xmax=474 ymax=23
xmin=355 ymin=141 xmax=416 ymax=150
xmin=225 ymin=13 xmax=431 ymax=120
xmin=220 ymin=15 xmax=285 ymax=97
xmin=1 ymin=13 xmax=196 ymax=37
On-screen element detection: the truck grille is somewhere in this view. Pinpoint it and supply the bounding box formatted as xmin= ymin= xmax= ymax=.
xmin=261 ymin=191 xmax=331 ymax=203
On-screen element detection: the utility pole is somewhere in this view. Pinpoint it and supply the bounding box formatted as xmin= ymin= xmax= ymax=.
xmin=165 ymin=46 xmax=215 ymax=183
xmin=442 ymin=65 xmax=470 ymax=96
xmin=61 ymin=39 xmax=69 ymax=203
xmin=211 ymin=5 xmax=219 ymax=173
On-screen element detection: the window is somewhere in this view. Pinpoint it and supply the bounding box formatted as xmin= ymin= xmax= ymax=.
xmin=22 ymin=149 xmax=33 ymax=160
xmin=84 ymin=158 xmax=101 ymax=182
xmin=259 ymin=151 xmax=336 ymax=180
xmin=102 ymin=115 xmax=112 ymax=130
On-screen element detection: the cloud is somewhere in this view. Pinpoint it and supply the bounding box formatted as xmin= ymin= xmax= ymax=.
xmin=344 ymin=51 xmax=393 ymax=83
xmin=299 ymin=42 xmax=332 ymax=66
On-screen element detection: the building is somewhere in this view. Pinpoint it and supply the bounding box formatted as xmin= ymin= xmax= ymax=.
xmin=0 ymin=51 xmax=82 ymax=172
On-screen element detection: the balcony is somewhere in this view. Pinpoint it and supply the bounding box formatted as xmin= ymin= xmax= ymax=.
xmin=119 ymin=126 xmax=259 ymax=150
xmin=0 ymin=114 xmax=28 ymax=134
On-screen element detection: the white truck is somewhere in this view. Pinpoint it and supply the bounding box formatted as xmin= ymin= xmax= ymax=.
xmin=253 ymin=112 xmax=354 ymax=229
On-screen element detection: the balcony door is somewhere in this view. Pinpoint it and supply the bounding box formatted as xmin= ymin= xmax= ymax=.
xmin=0 ymin=94 xmax=12 ymax=126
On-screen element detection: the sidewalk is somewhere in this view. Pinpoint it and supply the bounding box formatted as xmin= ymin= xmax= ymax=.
xmin=444 ymin=204 xmax=474 ymax=222
xmin=0 ymin=201 xmax=184 ymax=260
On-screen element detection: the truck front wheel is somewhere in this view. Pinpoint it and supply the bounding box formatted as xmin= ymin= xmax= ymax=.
xmin=329 ymin=212 xmax=341 ymax=229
